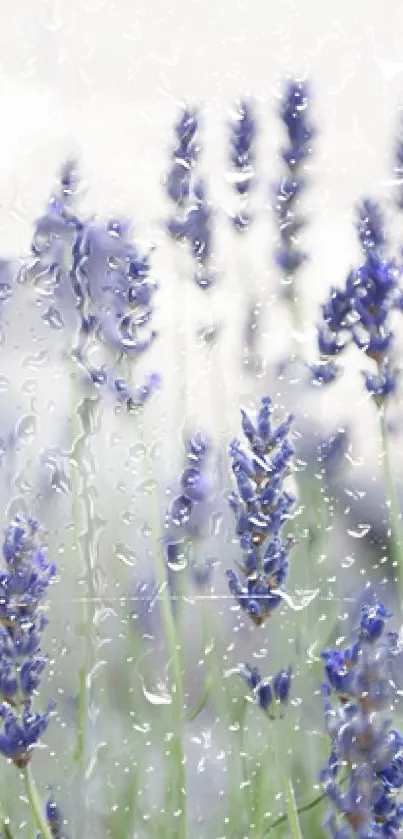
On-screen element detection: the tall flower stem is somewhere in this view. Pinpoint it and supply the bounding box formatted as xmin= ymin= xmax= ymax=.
xmin=22 ymin=766 xmax=53 ymax=839
xmin=379 ymin=406 xmax=403 ymax=605
xmin=139 ymin=420 xmax=186 ymax=839
xmin=274 ymin=727 xmax=303 ymax=839
xmin=70 ymin=365 xmax=92 ymax=767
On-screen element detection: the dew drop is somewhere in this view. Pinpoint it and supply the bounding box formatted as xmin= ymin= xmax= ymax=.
xmin=347 ymin=523 xmax=371 ymax=539
xmin=113 ymin=542 xmax=138 ymax=568
xmin=16 ymin=414 xmax=37 ymax=443
xmin=142 ymin=679 xmax=172 ymax=706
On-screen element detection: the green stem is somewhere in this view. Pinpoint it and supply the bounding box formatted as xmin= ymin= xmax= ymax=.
xmin=263 ymin=790 xmax=326 ymax=836
xmin=139 ymin=424 xmax=186 ymax=839
xmin=273 ymin=726 xmax=303 ymax=839
xmin=22 ymin=765 xmax=53 ymax=839
xmin=70 ymin=366 xmax=91 ymax=766
xmin=281 ymin=772 xmax=303 ymax=839
xmin=379 ymin=407 xmax=403 ymax=604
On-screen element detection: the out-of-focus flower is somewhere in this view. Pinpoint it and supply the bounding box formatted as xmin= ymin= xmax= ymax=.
xmin=227 ymin=99 xmax=257 ymax=232
xmin=272 ymin=80 xmax=315 ymax=305
xmin=165 ymin=107 xmax=200 ymax=210
xmin=0 ymin=515 xmax=55 ymax=767
xmin=28 ymin=164 xmax=160 ymax=412
xmin=356 ymin=199 xmax=387 ymax=256
xmin=165 ymin=431 xmax=212 ymax=566
xmin=239 ymin=662 xmax=292 ymax=718
xmin=168 ymin=180 xmax=215 ymax=289
xmin=226 ymin=397 xmax=295 ymax=625
xmin=316 ymin=427 xmax=349 ymax=481
xmin=393 ymin=112 xmax=403 ymax=212
xmin=45 ymin=794 xmax=68 ymax=839
xmin=314 ymin=200 xmax=401 ymax=404
xmin=320 ymin=596 xmax=403 ymax=838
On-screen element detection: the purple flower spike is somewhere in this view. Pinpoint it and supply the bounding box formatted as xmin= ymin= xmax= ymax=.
xmin=272 ymin=79 xmax=315 ymax=305
xmin=228 ymin=99 xmax=257 ymax=233
xmin=165 ymin=107 xmax=200 ymax=209
xmin=239 ymin=663 xmax=292 ymax=718
xmin=320 ymin=595 xmax=403 ymax=839
xmin=226 ymin=398 xmax=295 ymax=625
xmin=314 ymin=201 xmax=402 ymax=402
xmin=0 ymin=515 xmax=55 ymax=767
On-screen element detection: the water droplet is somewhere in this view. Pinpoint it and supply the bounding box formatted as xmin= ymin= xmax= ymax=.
xmin=21 ymin=378 xmax=37 ymax=395
xmin=142 ymin=679 xmax=172 ymax=706
xmin=341 ymin=555 xmax=355 ymax=568
xmin=129 ymin=442 xmax=146 ymax=461
xmin=137 ymin=479 xmax=158 ymax=496
xmin=122 ymin=510 xmax=136 ymax=525
xmin=345 ymin=451 xmax=364 ymax=468
xmin=273 ymin=587 xmax=320 ymax=611
xmin=23 ymin=350 xmax=49 ymax=371
xmin=113 ymin=542 xmax=138 ymax=568
xmin=347 ymin=524 xmax=371 ymax=539
xmin=43 ymin=305 xmax=64 ymax=330
xmin=210 ymin=512 xmax=224 ymax=537
xmin=16 ymin=414 xmax=36 ymax=443
xmin=170 ymin=494 xmax=192 ymax=526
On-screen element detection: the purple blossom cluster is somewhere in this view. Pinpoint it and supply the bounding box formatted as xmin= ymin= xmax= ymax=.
xmin=165 ymin=431 xmax=212 ymax=573
xmin=228 ymin=99 xmax=257 ymax=232
xmin=313 ymin=199 xmax=401 ymax=401
xmin=28 ymin=161 xmax=160 ymax=411
xmin=226 ymin=396 xmax=295 ymax=625
xmin=238 ymin=662 xmax=292 ymax=718
xmin=273 ymin=80 xmax=315 ymax=299
xmin=321 ymin=599 xmax=403 ymax=839
xmin=0 ymin=516 xmax=55 ymax=767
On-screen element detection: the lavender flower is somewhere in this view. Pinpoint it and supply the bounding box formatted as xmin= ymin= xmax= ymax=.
xmin=321 ymin=597 xmax=403 ymax=838
xmin=0 ymin=516 xmax=55 ymax=767
xmin=28 ymin=158 xmax=83 ymax=332
xmin=73 ymin=217 xmax=158 ymax=358
xmin=272 ymin=80 xmax=315 ymax=304
xmin=356 ymin=199 xmax=387 ymax=256
xmin=168 ymin=180 xmax=215 ymax=289
xmin=316 ymin=427 xmax=349 ymax=481
xmin=228 ymin=99 xmax=257 ymax=232
xmin=239 ymin=662 xmax=292 ymax=718
xmin=314 ymin=200 xmax=401 ymax=403
xmin=393 ymin=112 xmax=403 ymax=212
xmin=29 ymin=164 xmax=160 ymax=410
xmin=165 ymin=107 xmax=199 ymax=210
xmin=45 ymin=794 xmax=67 ymax=839
xmin=226 ymin=397 xmax=295 ymax=625
xmin=165 ymin=431 xmax=212 ymax=567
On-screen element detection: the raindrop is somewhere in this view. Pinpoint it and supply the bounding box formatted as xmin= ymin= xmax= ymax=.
xmin=210 ymin=512 xmax=224 ymax=537
xmin=345 ymin=451 xmax=364 ymax=467
xmin=142 ymin=679 xmax=172 ymax=706
xmin=43 ymin=305 xmax=64 ymax=330
xmin=16 ymin=414 xmax=37 ymax=443
xmin=170 ymin=494 xmax=192 ymax=526
xmin=137 ymin=479 xmax=158 ymax=496
xmin=21 ymin=378 xmax=37 ymax=395
xmin=34 ymin=272 xmax=58 ymax=297
xmin=122 ymin=511 xmax=136 ymax=525
xmin=113 ymin=542 xmax=138 ymax=568
xmin=51 ymin=467 xmax=71 ymax=494
xmin=341 ymin=555 xmax=355 ymax=569
xmin=273 ymin=587 xmax=320 ymax=611
xmin=23 ymin=350 xmax=49 ymax=371
xmin=14 ymin=471 xmax=33 ymax=493
xmin=347 ymin=524 xmax=371 ymax=539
